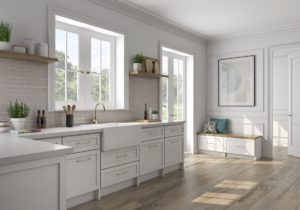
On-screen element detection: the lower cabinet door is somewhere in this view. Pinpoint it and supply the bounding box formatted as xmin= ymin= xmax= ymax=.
xmin=165 ymin=136 xmax=183 ymax=167
xmin=66 ymin=150 xmax=100 ymax=199
xmin=140 ymin=139 xmax=164 ymax=175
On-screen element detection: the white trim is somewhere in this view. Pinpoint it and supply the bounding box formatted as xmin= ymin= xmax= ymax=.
xmin=269 ymin=42 xmax=300 ymax=159
xmin=89 ymin=0 xmax=207 ymax=43
xmin=209 ymin=21 xmax=300 ymax=44
xmin=48 ymin=5 xmax=128 ymax=111
xmin=159 ymin=41 xmax=196 ymax=154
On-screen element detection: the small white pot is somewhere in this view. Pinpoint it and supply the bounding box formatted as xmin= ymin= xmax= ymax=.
xmin=10 ymin=118 xmax=27 ymax=131
xmin=0 ymin=41 xmax=10 ymax=51
xmin=133 ymin=63 xmax=142 ymax=73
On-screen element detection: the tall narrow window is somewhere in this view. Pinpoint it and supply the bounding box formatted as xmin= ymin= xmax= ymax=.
xmin=161 ymin=48 xmax=186 ymax=121
xmin=52 ymin=15 xmax=123 ymax=110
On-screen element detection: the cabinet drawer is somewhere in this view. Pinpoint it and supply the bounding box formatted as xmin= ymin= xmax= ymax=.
xmin=140 ymin=139 xmax=164 ymax=175
xmin=101 ymin=146 xmax=139 ymax=169
xmin=165 ymin=124 xmax=184 ymax=137
xmin=141 ymin=126 xmax=164 ymax=141
xmin=101 ymin=162 xmax=139 ymax=188
xmin=165 ymin=136 xmax=183 ymax=167
xmin=66 ymin=150 xmax=100 ymax=199
xmin=63 ymin=133 xmax=100 ymax=153
xmin=39 ymin=137 xmax=62 ymax=145
xmin=226 ymin=138 xmax=255 ymax=156
xmin=198 ymin=136 xmax=224 ymax=152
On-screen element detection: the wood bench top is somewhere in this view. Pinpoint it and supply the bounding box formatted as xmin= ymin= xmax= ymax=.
xmin=196 ymin=132 xmax=262 ymax=140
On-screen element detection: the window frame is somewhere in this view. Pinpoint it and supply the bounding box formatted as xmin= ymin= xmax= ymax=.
xmin=161 ymin=50 xmax=187 ymax=122
xmin=50 ymin=16 xmax=120 ymax=111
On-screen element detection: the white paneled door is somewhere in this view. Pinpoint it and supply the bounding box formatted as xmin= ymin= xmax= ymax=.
xmin=288 ymin=53 xmax=300 ymax=157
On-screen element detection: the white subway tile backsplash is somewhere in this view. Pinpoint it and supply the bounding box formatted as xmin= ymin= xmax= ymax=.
xmin=0 ymin=59 xmax=159 ymax=127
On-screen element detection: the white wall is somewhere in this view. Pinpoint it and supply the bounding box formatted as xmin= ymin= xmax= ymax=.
xmin=0 ymin=0 xmax=206 ymax=153
xmin=207 ymin=28 xmax=300 ymax=158
xmin=273 ymin=56 xmax=288 ymax=147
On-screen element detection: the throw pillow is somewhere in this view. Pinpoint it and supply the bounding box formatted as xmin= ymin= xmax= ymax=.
xmin=203 ymin=120 xmax=217 ymax=133
xmin=210 ymin=118 xmax=229 ymax=134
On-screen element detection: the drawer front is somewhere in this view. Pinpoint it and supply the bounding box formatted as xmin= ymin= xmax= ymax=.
xmin=140 ymin=139 xmax=164 ymax=175
xmin=198 ymin=136 xmax=224 ymax=152
xmin=66 ymin=150 xmax=100 ymax=199
xmin=165 ymin=124 xmax=184 ymax=137
xmin=101 ymin=162 xmax=139 ymax=188
xmin=101 ymin=146 xmax=139 ymax=169
xmin=226 ymin=138 xmax=255 ymax=156
xmin=39 ymin=137 xmax=62 ymax=145
xmin=165 ymin=136 xmax=183 ymax=167
xmin=63 ymin=133 xmax=100 ymax=153
xmin=142 ymin=126 xmax=164 ymax=141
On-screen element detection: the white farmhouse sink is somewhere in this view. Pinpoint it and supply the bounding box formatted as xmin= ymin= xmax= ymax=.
xmin=101 ymin=124 xmax=142 ymax=151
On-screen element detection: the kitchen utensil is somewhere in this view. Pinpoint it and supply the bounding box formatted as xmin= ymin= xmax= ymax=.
xmin=72 ymin=105 xmax=76 ymax=113
xmin=67 ymin=105 xmax=71 ymax=115
xmin=63 ymin=106 xmax=68 ymax=114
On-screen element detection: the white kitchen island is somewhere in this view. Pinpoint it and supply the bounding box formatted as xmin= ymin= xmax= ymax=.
xmin=0 ymin=133 xmax=73 ymax=210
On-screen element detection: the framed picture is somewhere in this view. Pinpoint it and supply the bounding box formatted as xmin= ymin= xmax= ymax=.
xmin=218 ymin=55 xmax=255 ymax=107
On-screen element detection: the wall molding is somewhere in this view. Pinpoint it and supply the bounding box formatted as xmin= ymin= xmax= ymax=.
xmin=89 ymin=0 xmax=207 ymax=44
xmin=208 ymin=20 xmax=300 ymax=44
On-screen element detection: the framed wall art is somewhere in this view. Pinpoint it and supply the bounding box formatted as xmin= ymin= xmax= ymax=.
xmin=218 ymin=55 xmax=256 ymax=107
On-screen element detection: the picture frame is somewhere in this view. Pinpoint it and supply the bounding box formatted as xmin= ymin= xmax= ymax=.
xmin=218 ymin=55 xmax=256 ymax=107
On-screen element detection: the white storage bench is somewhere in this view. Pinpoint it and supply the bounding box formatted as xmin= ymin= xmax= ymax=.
xmin=197 ymin=133 xmax=263 ymax=160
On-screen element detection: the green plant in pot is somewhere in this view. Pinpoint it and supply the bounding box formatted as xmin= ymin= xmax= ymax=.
xmin=7 ymin=100 xmax=30 ymax=130
xmin=0 ymin=21 xmax=12 ymax=51
xmin=132 ymin=53 xmax=144 ymax=73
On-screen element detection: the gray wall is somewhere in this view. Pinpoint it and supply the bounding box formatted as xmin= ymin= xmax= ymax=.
xmin=0 ymin=0 xmax=206 ymax=153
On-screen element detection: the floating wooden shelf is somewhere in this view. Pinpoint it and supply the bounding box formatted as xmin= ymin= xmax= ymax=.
xmin=0 ymin=51 xmax=58 ymax=64
xmin=129 ymin=72 xmax=168 ymax=79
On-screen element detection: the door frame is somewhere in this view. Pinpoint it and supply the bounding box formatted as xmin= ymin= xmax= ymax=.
xmin=269 ymin=42 xmax=300 ymax=158
xmin=159 ymin=41 xmax=196 ymax=154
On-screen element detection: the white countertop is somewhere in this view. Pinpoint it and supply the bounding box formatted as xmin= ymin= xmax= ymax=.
xmin=0 ymin=120 xmax=185 ymax=167
xmin=0 ymin=133 xmax=73 ymax=166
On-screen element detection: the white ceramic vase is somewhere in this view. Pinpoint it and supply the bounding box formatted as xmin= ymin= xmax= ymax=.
xmin=0 ymin=41 xmax=10 ymax=51
xmin=10 ymin=118 xmax=27 ymax=131
xmin=133 ymin=63 xmax=142 ymax=73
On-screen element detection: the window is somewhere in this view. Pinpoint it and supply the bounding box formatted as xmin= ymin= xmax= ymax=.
xmin=161 ymin=48 xmax=186 ymax=121
xmin=51 ymin=15 xmax=124 ymax=110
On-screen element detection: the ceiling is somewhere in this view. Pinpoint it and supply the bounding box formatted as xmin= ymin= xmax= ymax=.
xmin=118 ymin=0 xmax=300 ymax=38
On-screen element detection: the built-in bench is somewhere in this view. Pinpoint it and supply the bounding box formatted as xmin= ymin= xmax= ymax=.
xmin=197 ymin=132 xmax=263 ymax=160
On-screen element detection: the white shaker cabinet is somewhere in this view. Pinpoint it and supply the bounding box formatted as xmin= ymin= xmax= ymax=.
xmin=165 ymin=136 xmax=184 ymax=167
xmin=66 ymin=150 xmax=100 ymax=199
xmin=140 ymin=139 xmax=164 ymax=175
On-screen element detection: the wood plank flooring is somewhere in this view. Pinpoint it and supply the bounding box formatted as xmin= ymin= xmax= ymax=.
xmin=71 ymin=146 xmax=300 ymax=210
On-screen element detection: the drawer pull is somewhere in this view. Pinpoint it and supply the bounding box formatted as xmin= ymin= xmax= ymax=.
xmin=170 ymin=140 xmax=180 ymax=144
xmin=76 ymin=141 xmax=92 ymax=145
xmin=147 ymin=144 xmax=158 ymax=148
xmin=115 ymin=170 xmax=128 ymax=176
xmin=116 ymin=154 xmax=128 ymax=159
xmin=76 ymin=157 xmax=91 ymax=163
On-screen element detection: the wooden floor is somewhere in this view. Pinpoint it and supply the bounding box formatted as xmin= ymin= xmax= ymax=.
xmin=71 ymin=146 xmax=300 ymax=210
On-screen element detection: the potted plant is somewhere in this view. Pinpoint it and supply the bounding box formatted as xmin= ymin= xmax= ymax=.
xmin=132 ymin=53 xmax=144 ymax=73
xmin=0 ymin=21 xmax=12 ymax=51
xmin=7 ymin=100 xmax=30 ymax=130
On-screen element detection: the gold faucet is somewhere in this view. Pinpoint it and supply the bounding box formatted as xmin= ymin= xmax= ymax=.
xmin=92 ymin=103 xmax=106 ymax=124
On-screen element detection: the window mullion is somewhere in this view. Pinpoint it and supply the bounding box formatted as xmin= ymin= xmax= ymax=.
xmin=99 ymin=40 xmax=102 ymax=102
xmin=65 ymin=32 xmax=68 ymax=101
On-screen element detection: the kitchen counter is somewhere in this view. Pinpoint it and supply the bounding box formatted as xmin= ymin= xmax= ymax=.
xmin=0 ymin=133 xmax=72 ymax=166
xmin=0 ymin=120 xmax=185 ymax=167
